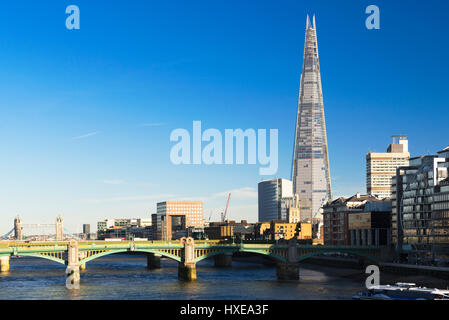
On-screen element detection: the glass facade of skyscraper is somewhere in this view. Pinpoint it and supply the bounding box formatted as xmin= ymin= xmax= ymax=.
xmin=392 ymin=146 xmax=449 ymax=265
xmin=292 ymin=15 xmax=332 ymax=222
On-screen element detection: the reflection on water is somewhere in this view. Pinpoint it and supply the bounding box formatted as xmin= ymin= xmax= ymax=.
xmin=0 ymin=254 xmax=364 ymax=300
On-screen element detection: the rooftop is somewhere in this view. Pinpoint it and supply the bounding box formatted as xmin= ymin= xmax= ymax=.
xmin=324 ymin=194 xmax=385 ymax=211
xmin=346 ymin=194 xmax=379 ymax=203
xmin=437 ymin=145 xmax=449 ymax=154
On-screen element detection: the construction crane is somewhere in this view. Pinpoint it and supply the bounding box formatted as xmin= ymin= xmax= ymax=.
xmin=221 ymin=193 xmax=231 ymax=223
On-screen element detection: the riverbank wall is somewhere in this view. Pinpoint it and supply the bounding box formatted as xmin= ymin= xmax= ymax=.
xmin=302 ymin=256 xmax=449 ymax=280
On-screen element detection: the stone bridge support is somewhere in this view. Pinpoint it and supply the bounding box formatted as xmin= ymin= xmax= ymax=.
xmin=65 ymin=239 xmax=80 ymax=289
xmin=276 ymin=239 xmax=299 ymax=280
xmin=178 ymin=237 xmax=196 ymax=281
xmin=147 ymin=253 xmax=162 ymax=269
xmin=0 ymin=256 xmax=10 ymax=273
xmin=214 ymin=252 xmax=233 ymax=268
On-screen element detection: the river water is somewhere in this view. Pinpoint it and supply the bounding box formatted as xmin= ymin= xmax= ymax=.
xmin=0 ymin=254 xmax=368 ymax=300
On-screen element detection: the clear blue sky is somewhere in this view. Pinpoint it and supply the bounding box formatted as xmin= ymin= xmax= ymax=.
xmin=0 ymin=0 xmax=448 ymax=233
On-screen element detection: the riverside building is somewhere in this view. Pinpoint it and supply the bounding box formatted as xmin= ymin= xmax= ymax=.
xmin=392 ymin=146 xmax=449 ymax=265
xmin=322 ymin=193 xmax=387 ymax=246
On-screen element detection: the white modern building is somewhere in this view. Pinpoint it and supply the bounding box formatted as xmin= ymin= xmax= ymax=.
xmin=366 ymin=135 xmax=410 ymax=199
xmin=97 ymin=218 xmax=149 ymax=232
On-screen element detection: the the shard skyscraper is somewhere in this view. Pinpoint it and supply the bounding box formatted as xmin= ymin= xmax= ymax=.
xmin=292 ymin=15 xmax=332 ymax=223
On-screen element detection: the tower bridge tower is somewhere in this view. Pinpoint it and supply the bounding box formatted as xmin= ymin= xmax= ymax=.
xmin=56 ymin=216 xmax=64 ymax=241
xmin=14 ymin=216 xmax=23 ymax=241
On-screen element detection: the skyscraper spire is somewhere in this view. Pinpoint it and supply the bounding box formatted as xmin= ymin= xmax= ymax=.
xmin=292 ymin=15 xmax=332 ymax=223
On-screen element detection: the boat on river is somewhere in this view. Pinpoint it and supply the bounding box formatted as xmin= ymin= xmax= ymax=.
xmin=353 ymin=282 xmax=449 ymax=300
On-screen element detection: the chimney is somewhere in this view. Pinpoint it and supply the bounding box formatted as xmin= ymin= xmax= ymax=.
xmin=356 ymin=192 xmax=361 ymax=199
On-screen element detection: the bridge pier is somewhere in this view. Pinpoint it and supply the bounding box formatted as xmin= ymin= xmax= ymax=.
xmin=178 ymin=237 xmax=196 ymax=281
xmin=66 ymin=239 xmax=80 ymax=289
xmin=276 ymin=262 xmax=300 ymax=280
xmin=178 ymin=262 xmax=197 ymax=281
xmin=275 ymin=238 xmax=300 ymax=280
xmin=147 ymin=253 xmax=161 ymax=269
xmin=0 ymin=256 xmax=10 ymax=272
xmin=214 ymin=252 xmax=233 ymax=268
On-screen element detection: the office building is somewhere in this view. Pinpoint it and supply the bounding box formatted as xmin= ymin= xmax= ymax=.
xmin=153 ymin=201 xmax=204 ymax=240
xmin=97 ymin=226 xmax=127 ymax=240
xmin=82 ymin=224 xmax=91 ymax=240
xmin=137 ymin=218 xmax=152 ymax=227
xmin=97 ymin=218 xmax=142 ymax=232
xmin=96 ymin=218 xmax=153 ymax=240
xmin=97 ymin=219 xmax=113 ymax=232
xmin=392 ymin=146 xmax=449 ymax=265
xmin=367 ymin=135 xmax=410 ymax=199
xmin=292 ymin=15 xmax=332 ymax=223
xmin=82 ymin=224 xmax=90 ymax=234
xmin=258 ymin=179 xmax=299 ymax=222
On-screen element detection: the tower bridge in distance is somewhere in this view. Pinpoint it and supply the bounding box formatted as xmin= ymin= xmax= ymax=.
xmin=0 ymin=237 xmax=394 ymax=288
xmin=1 ymin=216 xmax=78 ymax=241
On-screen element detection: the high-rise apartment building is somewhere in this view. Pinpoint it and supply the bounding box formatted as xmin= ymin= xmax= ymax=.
xmin=392 ymin=146 xmax=449 ymax=265
xmin=258 ymin=179 xmax=299 ymax=222
xmin=367 ymin=136 xmax=410 ymax=199
xmin=83 ymin=224 xmax=91 ymax=240
xmin=82 ymin=224 xmax=90 ymax=234
xmin=292 ymin=15 xmax=332 ymax=223
xmin=154 ymin=201 xmax=204 ymax=240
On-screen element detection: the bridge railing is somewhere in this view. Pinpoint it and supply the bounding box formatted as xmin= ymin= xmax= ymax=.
xmin=0 ymin=240 xmax=387 ymax=251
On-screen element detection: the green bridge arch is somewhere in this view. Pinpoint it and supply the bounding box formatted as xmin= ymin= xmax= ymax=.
xmin=14 ymin=253 xmax=66 ymax=265
xmin=194 ymin=248 xmax=288 ymax=263
xmin=296 ymin=250 xmax=380 ymax=264
xmin=194 ymin=248 xmax=379 ymax=264
xmin=79 ymin=249 xmax=182 ymax=265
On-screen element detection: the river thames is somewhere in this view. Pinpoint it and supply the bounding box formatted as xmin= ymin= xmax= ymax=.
xmin=0 ymin=254 xmax=373 ymax=300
